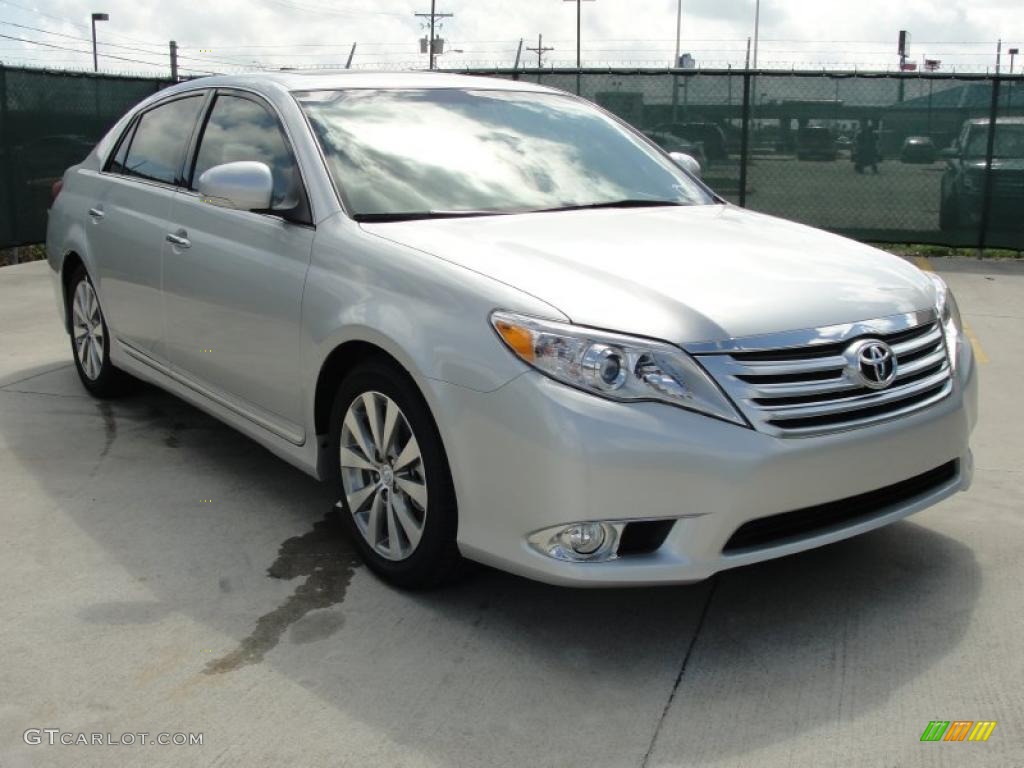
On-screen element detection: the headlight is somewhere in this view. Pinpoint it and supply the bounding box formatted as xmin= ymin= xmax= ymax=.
xmin=490 ymin=310 xmax=746 ymax=426
xmin=927 ymin=273 xmax=963 ymax=371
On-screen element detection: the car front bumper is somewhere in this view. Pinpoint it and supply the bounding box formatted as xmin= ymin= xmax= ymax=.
xmin=427 ymin=338 xmax=978 ymax=587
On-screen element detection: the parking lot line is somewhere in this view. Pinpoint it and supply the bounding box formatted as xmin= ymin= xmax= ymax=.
xmin=913 ymin=255 xmax=989 ymax=364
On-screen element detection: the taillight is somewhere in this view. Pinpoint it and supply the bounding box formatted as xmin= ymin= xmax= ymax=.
xmin=50 ymin=179 xmax=64 ymax=208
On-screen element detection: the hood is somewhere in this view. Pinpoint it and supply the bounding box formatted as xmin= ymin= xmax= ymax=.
xmin=361 ymin=204 xmax=935 ymax=344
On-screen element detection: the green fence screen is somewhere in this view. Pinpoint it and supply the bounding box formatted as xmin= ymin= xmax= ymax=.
xmin=0 ymin=65 xmax=169 ymax=248
xmin=1 ymin=66 xmax=1022 ymax=250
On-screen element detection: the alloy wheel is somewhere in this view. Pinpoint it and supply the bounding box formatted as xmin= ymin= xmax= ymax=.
xmin=72 ymin=279 xmax=105 ymax=380
xmin=339 ymin=391 xmax=428 ymax=561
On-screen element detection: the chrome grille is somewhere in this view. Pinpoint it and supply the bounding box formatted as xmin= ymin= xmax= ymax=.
xmin=693 ymin=311 xmax=953 ymax=437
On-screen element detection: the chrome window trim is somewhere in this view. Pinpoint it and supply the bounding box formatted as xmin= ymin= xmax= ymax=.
xmin=682 ymin=308 xmax=938 ymax=355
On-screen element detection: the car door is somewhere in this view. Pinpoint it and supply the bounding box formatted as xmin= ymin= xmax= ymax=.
xmin=161 ymin=90 xmax=315 ymax=443
xmin=89 ymin=93 xmax=206 ymax=362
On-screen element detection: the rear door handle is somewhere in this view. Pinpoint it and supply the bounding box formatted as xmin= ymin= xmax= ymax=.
xmin=88 ymin=207 xmax=104 ymax=221
xmin=165 ymin=232 xmax=191 ymax=249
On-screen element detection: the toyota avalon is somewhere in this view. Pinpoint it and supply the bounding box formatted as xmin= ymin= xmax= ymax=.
xmin=46 ymin=72 xmax=977 ymax=588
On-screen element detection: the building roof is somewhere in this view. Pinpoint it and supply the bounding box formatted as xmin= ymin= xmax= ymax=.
xmin=894 ymin=81 xmax=1024 ymax=110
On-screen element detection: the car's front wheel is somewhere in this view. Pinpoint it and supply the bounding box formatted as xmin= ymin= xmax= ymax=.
xmin=67 ymin=265 xmax=132 ymax=397
xmin=328 ymin=358 xmax=462 ymax=589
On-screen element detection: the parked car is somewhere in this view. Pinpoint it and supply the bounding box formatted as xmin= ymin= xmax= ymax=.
xmin=900 ymin=136 xmax=937 ymax=164
xmin=641 ymin=129 xmax=707 ymax=173
xmin=652 ymin=121 xmax=728 ymax=163
xmin=796 ymin=126 xmax=838 ymax=160
xmin=940 ymin=117 xmax=1024 ymax=231
xmin=937 ymin=117 xmax=1024 ymax=231
xmin=47 ymin=72 xmax=977 ymax=589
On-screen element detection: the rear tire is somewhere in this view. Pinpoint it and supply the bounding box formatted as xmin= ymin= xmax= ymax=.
xmin=66 ymin=265 xmax=133 ymax=398
xmin=328 ymin=358 xmax=462 ymax=589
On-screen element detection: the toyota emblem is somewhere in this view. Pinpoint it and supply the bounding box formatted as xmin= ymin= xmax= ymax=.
xmin=847 ymin=339 xmax=897 ymax=390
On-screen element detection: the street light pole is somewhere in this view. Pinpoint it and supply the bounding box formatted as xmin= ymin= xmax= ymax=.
xmin=562 ymin=0 xmax=593 ymax=95
xmin=752 ymin=0 xmax=760 ymax=69
xmin=91 ymin=12 xmax=109 ymax=72
xmin=671 ymin=0 xmax=682 ymax=122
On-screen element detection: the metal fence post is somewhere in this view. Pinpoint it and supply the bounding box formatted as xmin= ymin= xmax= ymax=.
xmin=738 ymin=71 xmax=752 ymax=208
xmin=977 ymin=75 xmax=1001 ymax=254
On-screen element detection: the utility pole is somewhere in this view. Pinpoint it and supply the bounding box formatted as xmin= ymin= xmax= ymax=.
xmin=513 ymin=38 xmax=523 ymax=70
xmin=169 ymin=40 xmax=178 ymax=81
xmin=995 ymin=38 xmax=1002 ymax=74
xmin=414 ymin=1 xmax=453 ymax=71
xmin=526 ymin=34 xmax=554 ymax=70
xmin=345 ymin=42 xmax=357 ymax=69
xmin=90 ymin=12 xmax=108 ymax=72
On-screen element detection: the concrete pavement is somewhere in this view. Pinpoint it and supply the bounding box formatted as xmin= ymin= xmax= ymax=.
xmin=1 ymin=257 xmax=1022 ymax=767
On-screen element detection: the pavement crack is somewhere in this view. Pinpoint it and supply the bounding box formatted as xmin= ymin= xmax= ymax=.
xmin=0 ymin=363 xmax=73 ymax=390
xmin=639 ymin=575 xmax=719 ymax=768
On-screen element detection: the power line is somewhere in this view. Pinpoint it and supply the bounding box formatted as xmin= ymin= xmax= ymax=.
xmin=0 ymin=31 xmax=218 ymax=73
xmin=0 ymin=0 xmax=167 ymax=47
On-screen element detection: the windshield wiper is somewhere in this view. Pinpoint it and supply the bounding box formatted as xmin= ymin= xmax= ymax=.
xmin=353 ymin=209 xmax=517 ymax=223
xmin=529 ymin=199 xmax=687 ymax=213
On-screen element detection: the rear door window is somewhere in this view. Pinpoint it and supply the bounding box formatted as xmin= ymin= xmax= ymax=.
xmin=122 ymin=95 xmax=204 ymax=185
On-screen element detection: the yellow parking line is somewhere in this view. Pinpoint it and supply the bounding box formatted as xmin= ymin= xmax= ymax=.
xmin=913 ymin=255 xmax=989 ymax=364
xmin=964 ymin=326 xmax=990 ymax=364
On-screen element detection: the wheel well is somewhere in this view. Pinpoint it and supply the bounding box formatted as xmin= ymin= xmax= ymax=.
xmin=313 ymin=341 xmax=403 ymax=437
xmin=60 ymin=251 xmax=85 ymax=332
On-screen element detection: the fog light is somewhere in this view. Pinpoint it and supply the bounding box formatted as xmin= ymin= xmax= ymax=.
xmin=527 ymin=520 xmax=621 ymax=562
xmin=564 ymin=522 xmax=605 ymax=555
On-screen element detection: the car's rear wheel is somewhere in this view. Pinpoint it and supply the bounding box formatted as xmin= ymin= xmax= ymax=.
xmin=67 ymin=265 xmax=132 ymax=398
xmin=328 ymin=358 xmax=462 ymax=589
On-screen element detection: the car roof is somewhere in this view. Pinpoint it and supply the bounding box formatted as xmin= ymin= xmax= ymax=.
xmin=157 ymin=69 xmax=560 ymax=98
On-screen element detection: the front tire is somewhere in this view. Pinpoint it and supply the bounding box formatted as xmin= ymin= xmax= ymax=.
xmin=328 ymin=358 xmax=462 ymax=589
xmin=67 ymin=265 xmax=132 ymax=398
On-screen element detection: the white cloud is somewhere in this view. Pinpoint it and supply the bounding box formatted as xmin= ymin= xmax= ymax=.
xmin=0 ymin=0 xmax=1017 ymax=75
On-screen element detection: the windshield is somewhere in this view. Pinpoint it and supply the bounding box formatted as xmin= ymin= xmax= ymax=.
xmin=294 ymin=88 xmax=714 ymax=218
xmin=965 ymin=124 xmax=1024 ymax=159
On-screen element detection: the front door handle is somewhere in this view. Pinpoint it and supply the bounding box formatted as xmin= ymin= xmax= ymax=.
xmin=165 ymin=232 xmax=191 ymax=249
xmin=88 ymin=207 xmax=104 ymax=221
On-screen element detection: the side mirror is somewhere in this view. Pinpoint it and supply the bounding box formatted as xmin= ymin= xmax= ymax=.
xmin=197 ymin=161 xmax=273 ymax=211
xmin=938 ymin=147 xmax=958 ymax=160
xmin=669 ymin=151 xmax=702 ymax=178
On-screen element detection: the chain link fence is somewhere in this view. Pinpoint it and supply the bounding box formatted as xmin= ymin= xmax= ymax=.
xmin=0 ymin=65 xmax=170 ymax=249
xmin=1 ymin=65 xmax=1021 ymax=251
xmin=466 ymin=68 xmax=1024 ymax=251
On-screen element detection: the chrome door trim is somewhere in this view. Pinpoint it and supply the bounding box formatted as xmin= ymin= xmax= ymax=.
xmin=119 ymin=338 xmax=306 ymax=446
xmin=682 ymin=308 xmax=938 ymax=355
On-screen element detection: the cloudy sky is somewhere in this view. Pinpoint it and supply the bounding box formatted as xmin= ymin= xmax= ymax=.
xmin=0 ymin=0 xmax=1019 ymax=76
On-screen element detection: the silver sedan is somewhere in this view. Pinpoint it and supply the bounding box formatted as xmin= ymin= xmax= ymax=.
xmin=46 ymin=71 xmax=977 ymax=588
